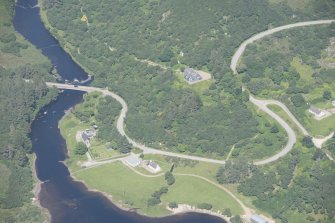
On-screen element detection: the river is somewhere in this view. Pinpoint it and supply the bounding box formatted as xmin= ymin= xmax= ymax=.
xmin=13 ymin=0 xmax=226 ymax=222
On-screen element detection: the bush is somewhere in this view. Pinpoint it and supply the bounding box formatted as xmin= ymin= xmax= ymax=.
xmin=147 ymin=197 xmax=160 ymax=206
xmin=223 ymin=208 xmax=232 ymax=217
xmin=271 ymin=125 xmax=279 ymax=133
xmin=197 ymin=203 xmax=212 ymax=210
xmin=302 ymin=136 xmax=314 ymax=148
xmin=169 ymin=202 xmax=178 ymax=209
xmin=231 ymin=215 xmax=243 ymax=223
xmin=74 ymin=142 xmax=88 ymax=155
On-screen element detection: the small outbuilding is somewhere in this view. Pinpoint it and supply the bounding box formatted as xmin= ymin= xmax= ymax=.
xmin=250 ymin=215 xmax=268 ymax=223
xmin=124 ymin=155 xmax=141 ymax=167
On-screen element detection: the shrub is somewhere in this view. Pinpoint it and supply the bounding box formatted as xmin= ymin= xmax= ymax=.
xmin=197 ymin=203 xmax=212 ymax=210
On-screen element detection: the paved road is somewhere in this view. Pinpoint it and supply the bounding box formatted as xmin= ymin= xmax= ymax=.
xmin=47 ymin=19 xmax=335 ymax=166
xmin=47 ymin=82 xmax=226 ymax=164
xmin=250 ymin=96 xmax=297 ymax=165
xmin=230 ymin=19 xmax=334 ymax=164
xmin=230 ymin=20 xmax=335 ymax=74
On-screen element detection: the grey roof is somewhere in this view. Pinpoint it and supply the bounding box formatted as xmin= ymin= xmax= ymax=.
xmin=309 ymin=107 xmax=322 ymax=115
xmin=81 ymin=132 xmax=89 ymax=141
xmin=148 ymin=161 xmax=158 ymax=169
xmin=250 ymin=215 xmax=268 ymax=223
xmin=183 ymin=68 xmax=202 ymax=82
xmin=125 ymin=155 xmax=141 ymax=167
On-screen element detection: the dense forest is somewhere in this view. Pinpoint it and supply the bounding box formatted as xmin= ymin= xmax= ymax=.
xmin=216 ymin=146 xmax=335 ymax=223
xmin=40 ymin=0 xmax=335 ymax=222
xmin=0 ymin=0 xmax=57 ymax=221
xmin=39 ymin=0 xmax=332 ymax=157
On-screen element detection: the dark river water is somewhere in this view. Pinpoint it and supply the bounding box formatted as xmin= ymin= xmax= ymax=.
xmin=14 ymin=0 xmax=226 ymax=222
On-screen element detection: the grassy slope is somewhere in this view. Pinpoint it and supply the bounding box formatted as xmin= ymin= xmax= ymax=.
xmin=74 ymin=161 xmax=243 ymax=216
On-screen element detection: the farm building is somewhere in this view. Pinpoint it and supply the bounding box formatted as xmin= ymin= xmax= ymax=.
xmin=124 ymin=155 xmax=141 ymax=167
xmin=250 ymin=215 xmax=268 ymax=223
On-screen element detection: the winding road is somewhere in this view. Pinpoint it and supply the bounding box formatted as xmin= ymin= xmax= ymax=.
xmin=47 ymin=82 xmax=227 ymax=164
xmin=47 ymin=19 xmax=335 ymax=166
xmin=230 ymin=19 xmax=334 ymax=164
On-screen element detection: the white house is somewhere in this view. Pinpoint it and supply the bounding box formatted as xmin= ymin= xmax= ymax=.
xmin=308 ymin=107 xmax=325 ymax=118
xmin=147 ymin=160 xmax=161 ymax=173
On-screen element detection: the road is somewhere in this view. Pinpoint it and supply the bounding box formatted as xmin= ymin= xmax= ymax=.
xmin=230 ymin=20 xmax=335 ymax=74
xmin=47 ymin=19 xmax=335 ymax=166
xmin=230 ymin=19 xmax=334 ymax=164
xmin=47 ymin=82 xmax=226 ymax=165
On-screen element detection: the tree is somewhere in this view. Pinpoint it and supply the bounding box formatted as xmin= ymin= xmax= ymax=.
xmin=75 ymin=142 xmax=88 ymax=155
xmin=165 ymin=171 xmax=175 ymax=185
xmin=323 ymin=90 xmax=332 ymax=100
xmin=302 ymin=136 xmax=314 ymax=148
xmin=291 ymin=94 xmax=305 ymax=107
xmin=271 ymin=125 xmax=279 ymax=133
xmin=158 ymin=47 xmax=174 ymax=62
xmin=223 ymin=208 xmax=232 ymax=217
xmin=231 ymin=215 xmax=243 ymax=223
xmin=169 ymin=202 xmax=178 ymax=209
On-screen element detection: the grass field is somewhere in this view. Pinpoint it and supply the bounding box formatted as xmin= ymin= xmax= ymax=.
xmin=74 ymin=161 xmax=243 ymax=216
xmin=162 ymin=175 xmax=242 ymax=215
xmin=305 ymin=114 xmax=335 ymax=137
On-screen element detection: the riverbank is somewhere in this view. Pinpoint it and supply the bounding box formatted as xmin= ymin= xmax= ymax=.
xmin=31 ymin=155 xmax=51 ymax=223
xmin=37 ymin=0 xmax=95 ymax=78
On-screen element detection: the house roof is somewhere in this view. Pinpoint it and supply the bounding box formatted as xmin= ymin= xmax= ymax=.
xmin=81 ymin=132 xmax=89 ymax=141
xmin=309 ymin=107 xmax=322 ymax=115
xmin=148 ymin=160 xmax=158 ymax=169
xmin=250 ymin=215 xmax=268 ymax=223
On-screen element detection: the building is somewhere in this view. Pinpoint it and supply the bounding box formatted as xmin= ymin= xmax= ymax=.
xmin=147 ymin=160 xmax=161 ymax=173
xmin=332 ymin=100 xmax=335 ymax=107
xmin=250 ymin=215 xmax=268 ymax=223
xmin=124 ymin=155 xmax=141 ymax=167
xmin=183 ymin=68 xmax=202 ymax=83
xmin=80 ymin=132 xmax=91 ymax=147
xmin=308 ymin=107 xmax=325 ymax=118
xmin=84 ymin=128 xmax=97 ymax=138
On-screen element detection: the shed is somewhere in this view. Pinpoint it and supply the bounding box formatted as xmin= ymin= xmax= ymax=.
xmin=124 ymin=155 xmax=141 ymax=167
xmin=250 ymin=215 xmax=268 ymax=223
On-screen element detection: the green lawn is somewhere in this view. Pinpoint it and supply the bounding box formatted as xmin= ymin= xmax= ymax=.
xmin=305 ymin=114 xmax=335 ymax=137
xmin=74 ymin=162 xmax=169 ymax=216
xmin=162 ymin=175 xmax=242 ymax=215
xmin=74 ymin=161 xmax=243 ymax=216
